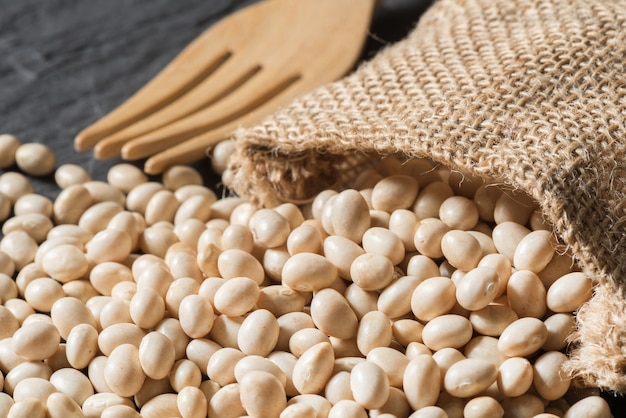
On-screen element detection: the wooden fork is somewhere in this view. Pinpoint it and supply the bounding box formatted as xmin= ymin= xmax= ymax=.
xmin=74 ymin=0 xmax=377 ymax=174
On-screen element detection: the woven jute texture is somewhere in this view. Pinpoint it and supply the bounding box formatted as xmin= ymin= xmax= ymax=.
xmin=226 ymin=0 xmax=626 ymax=391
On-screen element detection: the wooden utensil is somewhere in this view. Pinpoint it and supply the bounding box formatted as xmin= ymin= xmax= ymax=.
xmin=74 ymin=0 xmax=377 ymax=174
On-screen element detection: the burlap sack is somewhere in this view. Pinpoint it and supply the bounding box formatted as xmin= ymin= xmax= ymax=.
xmin=225 ymin=0 xmax=626 ymax=392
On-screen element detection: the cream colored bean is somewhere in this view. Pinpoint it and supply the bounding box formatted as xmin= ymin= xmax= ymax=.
xmin=65 ymin=324 xmax=98 ymax=370
xmin=455 ymin=266 xmax=500 ymax=311
xmin=491 ymin=221 xmax=530 ymax=262
xmin=267 ymin=351 xmax=298 ymax=397
xmin=78 ymin=201 xmax=124 ymax=235
xmin=293 ymin=342 xmax=335 ymax=394
xmin=0 ymin=192 xmax=10 ymax=223
xmin=422 ymin=314 xmax=473 ymax=351
xmin=169 ymin=358 xmax=201 ymax=392
xmin=0 ymin=172 xmax=33 ymax=203
xmin=176 ymin=386 xmax=207 ymax=418
xmin=83 ymin=392 xmax=135 ymax=417
xmin=53 ymin=185 xmax=93 ymax=225
xmin=274 ymin=312 xmax=315 ymax=352
xmin=219 ymin=224 xmax=252 ymax=252
xmin=440 ymin=230 xmax=482 ymax=272
xmin=289 ymin=328 xmax=330 ymax=358
xmin=257 ymin=285 xmax=305 ymax=317
xmin=3 ymin=213 xmax=53 ymax=244
xmin=155 ymin=317 xmax=189 ymax=360
xmin=361 ymin=227 xmax=404 ymax=265
xmin=349 ymin=253 xmax=394 ymax=291
xmin=49 ymin=367 xmax=93 ymax=406
xmin=349 ymin=361 xmax=389 ymax=410
xmin=125 ymin=182 xmax=163 ymax=214
xmin=4 ymin=298 xmax=35 ymax=325
xmin=563 ymin=396 xmax=612 ymax=418
xmin=493 ymin=189 xmax=537 ymax=225
xmin=186 ymin=338 xmax=220 ymax=379
xmin=12 ymin=320 xmax=60 ymax=361
xmin=101 ymin=404 xmax=141 ymax=418
xmin=238 ymin=309 xmax=279 ymax=357
xmin=366 ymin=347 xmax=409 ymax=389
xmin=412 ymin=181 xmax=454 ymax=219
xmin=14 ymin=143 xmax=55 ymax=176
xmin=262 ymin=246 xmax=290 ymax=282
xmin=310 ymin=288 xmax=358 ymax=339
xmin=88 ymin=261 xmax=132 ymax=296
xmin=444 ymin=358 xmax=497 ymax=398
xmin=464 ymin=336 xmax=509 ymax=369
xmin=506 ymin=269 xmax=547 ymax=318
xmin=129 ymin=287 xmax=165 ymax=330
xmin=543 ymin=313 xmax=575 ymax=351
xmin=217 ymin=248 xmax=265 ymax=284
xmin=390 ymin=320 xmax=424 ymax=348
xmin=14 ymin=193 xmax=52 ymax=217
xmin=546 ymin=272 xmax=593 ymax=313
xmin=12 ymin=377 xmax=56 ymax=402
xmin=47 ymin=224 xmax=93 ymax=246
xmin=110 ymin=280 xmax=137 ymax=302
xmin=405 ymin=254 xmax=440 ymax=280
xmin=207 ymin=347 xmax=246 ymax=385
xmin=0 ymin=306 xmax=19 ymax=339
xmin=82 ymin=181 xmax=125 ymax=206
xmin=174 ymin=194 xmax=213 ymax=225
xmin=178 ymin=294 xmax=214 ymax=339
xmin=287 ymin=394 xmax=332 ymax=418
xmin=144 ymin=189 xmax=180 ymax=225
xmin=513 ymin=229 xmax=556 ymax=272
xmin=247 ymin=208 xmax=290 ymax=248
xmin=287 ymin=224 xmax=323 ymax=256
xmin=532 ymin=351 xmax=571 ymax=401
xmin=323 ymin=235 xmax=365 ymax=280
xmin=497 ymin=356 xmax=534 ymax=397
xmin=161 ymin=165 xmax=202 ymax=190
xmin=0 ymin=133 xmax=21 ymax=168
xmin=23 ymin=278 xmax=64 ymax=313
xmin=377 ymin=275 xmax=422 ymax=319
xmin=500 ymin=394 xmax=545 ymax=417
xmin=469 ymin=304 xmax=518 ymax=337
xmin=139 ymin=224 xmax=179 ymax=258
xmin=328 ymin=400 xmax=367 ymax=418
xmin=323 ymin=371 xmax=353 ymax=405
xmin=234 ymin=355 xmax=287 ymax=389
xmin=137 ymin=331 xmax=176 ymax=381
xmin=86 ymin=228 xmax=132 ymax=264
xmin=354 ymin=310 xmax=391 ymax=356
xmin=431 ymin=347 xmax=465 ymax=386
xmin=410 ymin=277 xmax=456 ymax=322
xmin=106 ymin=163 xmax=147 ymax=193
xmin=328 ymin=189 xmax=371 ymax=243
xmin=208 ymin=277 xmax=255 ymax=316
xmin=0 ymin=250 xmax=15 ymax=277
xmin=54 ymin=163 xmax=91 ymax=189
xmin=463 ymin=396 xmax=503 ymax=418
xmin=207 ymin=383 xmax=246 ymax=418
xmin=439 ymin=196 xmax=479 ymax=230
xmin=239 ymin=370 xmax=287 ymax=418
xmin=282 ymin=252 xmax=337 ymax=292
xmin=46 ymin=392 xmax=84 ymax=418
xmin=498 ymin=317 xmax=548 ymax=357
xmin=413 ymin=219 xmax=450 ymax=259
xmin=104 ymin=343 xmax=145 ymax=397
xmin=1 ymin=230 xmax=38 ymax=271
xmin=209 ymin=314 xmax=243 ymax=349
xmin=341 ymin=284 xmax=374 ymax=321
xmin=403 ymin=354 xmax=440 ymax=410
xmin=4 ymin=361 xmax=52 ymax=396
xmin=86 ymin=356 xmax=111 ymax=393
xmin=164 ymin=277 xmax=200 ymax=319
xmin=7 ymin=399 xmax=47 ymax=418
xmin=41 ymin=244 xmax=89 ymax=284
xmin=371 ymin=175 xmax=419 ymax=212
xmin=97 ymin=323 xmax=145 ymax=356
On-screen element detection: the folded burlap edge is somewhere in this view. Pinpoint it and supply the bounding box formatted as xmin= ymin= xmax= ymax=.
xmin=224 ymin=0 xmax=626 ymax=392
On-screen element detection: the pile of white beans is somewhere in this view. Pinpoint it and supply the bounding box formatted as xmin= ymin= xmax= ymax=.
xmin=0 ymin=136 xmax=614 ymax=418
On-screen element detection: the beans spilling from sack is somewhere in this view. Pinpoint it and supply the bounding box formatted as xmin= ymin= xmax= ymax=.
xmin=0 ymin=137 xmax=613 ymax=417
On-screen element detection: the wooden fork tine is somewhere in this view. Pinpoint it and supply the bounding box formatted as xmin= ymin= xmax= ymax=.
xmin=116 ymin=68 xmax=302 ymax=161
xmin=141 ymin=79 xmax=306 ymax=174
xmin=91 ymin=62 xmax=262 ymax=160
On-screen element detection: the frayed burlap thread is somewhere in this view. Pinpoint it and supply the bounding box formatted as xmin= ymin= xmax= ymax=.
xmin=226 ymin=0 xmax=626 ymax=391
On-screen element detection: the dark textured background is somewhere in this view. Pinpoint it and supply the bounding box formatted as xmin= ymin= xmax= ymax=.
xmin=1 ymin=0 xmax=624 ymax=412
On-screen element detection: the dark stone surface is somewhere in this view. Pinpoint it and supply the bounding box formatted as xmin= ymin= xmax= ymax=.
xmin=1 ymin=0 xmax=624 ymax=412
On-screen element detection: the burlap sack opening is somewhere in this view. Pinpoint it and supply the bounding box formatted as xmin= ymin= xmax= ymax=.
xmin=225 ymin=0 xmax=626 ymax=392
